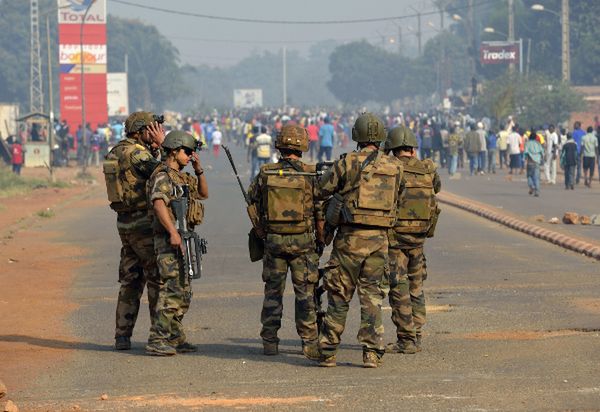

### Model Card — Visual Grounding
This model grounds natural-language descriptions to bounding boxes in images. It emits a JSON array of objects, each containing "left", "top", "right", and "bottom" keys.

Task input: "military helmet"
[
  {"left": 275, "top": 125, "right": 309, "bottom": 152},
  {"left": 125, "top": 111, "right": 155, "bottom": 134},
  {"left": 162, "top": 130, "right": 197, "bottom": 151},
  {"left": 385, "top": 126, "right": 418, "bottom": 151},
  {"left": 352, "top": 113, "right": 386, "bottom": 143}
]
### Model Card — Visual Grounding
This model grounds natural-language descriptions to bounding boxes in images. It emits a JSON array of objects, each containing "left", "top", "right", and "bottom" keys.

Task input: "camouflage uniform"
[
  {"left": 146, "top": 166, "right": 204, "bottom": 346},
  {"left": 248, "top": 159, "right": 322, "bottom": 350},
  {"left": 388, "top": 156, "right": 441, "bottom": 348},
  {"left": 105, "top": 138, "right": 161, "bottom": 341},
  {"left": 316, "top": 146, "right": 403, "bottom": 360}
]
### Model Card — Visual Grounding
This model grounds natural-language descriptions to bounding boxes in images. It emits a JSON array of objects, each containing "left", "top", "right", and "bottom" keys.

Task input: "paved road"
[
  {"left": 441, "top": 165, "right": 600, "bottom": 242},
  {"left": 12, "top": 146, "right": 600, "bottom": 410}
]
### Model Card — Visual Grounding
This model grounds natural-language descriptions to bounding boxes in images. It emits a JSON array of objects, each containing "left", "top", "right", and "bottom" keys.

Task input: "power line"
[
  {"left": 110, "top": 0, "right": 494, "bottom": 25},
  {"left": 165, "top": 34, "right": 381, "bottom": 45}
]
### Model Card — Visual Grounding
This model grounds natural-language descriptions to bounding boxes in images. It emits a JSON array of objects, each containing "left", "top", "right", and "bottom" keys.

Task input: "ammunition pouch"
[
  {"left": 248, "top": 227, "right": 265, "bottom": 262},
  {"left": 324, "top": 193, "right": 345, "bottom": 227},
  {"left": 426, "top": 205, "right": 441, "bottom": 238},
  {"left": 102, "top": 159, "right": 122, "bottom": 204},
  {"left": 187, "top": 198, "right": 205, "bottom": 226}
]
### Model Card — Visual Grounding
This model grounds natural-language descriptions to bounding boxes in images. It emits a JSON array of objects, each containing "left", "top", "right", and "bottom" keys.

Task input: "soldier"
[
  {"left": 314, "top": 113, "right": 403, "bottom": 368},
  {"left": 103, "top": 112, "right": 165, "bottom": 350},
  {"left": 247, "top": 124, "right": 321, "bottom": 360},
  {"left": 384, "top": 126, "right": 441, "bottom": 354},
  {"left": 145, "top": 131, "right": 208, "bottom": 356}
]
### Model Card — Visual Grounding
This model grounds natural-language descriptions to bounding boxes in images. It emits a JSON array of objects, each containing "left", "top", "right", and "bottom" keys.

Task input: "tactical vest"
[
  {"left": 394, "top": 157, "right": 437, "bottom": 234},
  {"left": 161, "top": 166, "right": 205, "bottom": 227},
  {"left": 340, "top": 150, "right": 402, "bottom": 228},
  {"left": 260, "top": 161, "right": 315, "bottom": 235},
  {"left": 103, "top": 139, "right": 149, "bottom": 213}
]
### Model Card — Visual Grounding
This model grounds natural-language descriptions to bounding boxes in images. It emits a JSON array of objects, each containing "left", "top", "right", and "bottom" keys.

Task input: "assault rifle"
[
  {"left": 222, "top": 145, "right": 265, "bottom": 262},
  {"left": 171, "top": 185, "right": 207, "bottom": 280},
  {"left": 315, "top": 268, "right": 327, "bottom": 330}
]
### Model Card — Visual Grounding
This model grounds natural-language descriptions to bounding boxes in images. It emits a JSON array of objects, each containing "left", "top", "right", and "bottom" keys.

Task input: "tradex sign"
[{"left": 480, "top": 41, "right": 520, "bottom": 65}]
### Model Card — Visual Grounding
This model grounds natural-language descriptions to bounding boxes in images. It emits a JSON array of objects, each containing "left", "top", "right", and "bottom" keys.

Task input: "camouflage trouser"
[
  {"left": 319, "top": 227, "right": 388, "bottom": 357},
  {"left": 115, "top": 226, "right": 158, "bottom": 339},
  {"left": 147, "top": 235, "right": 192, "bottom": 346},
  {"left": 260, "top": 233, "right": 319, "bottom": 345},
  {"left": 387, "top": 247, "right": 417, "bottom": 343},
  {"left": 396, "top": 247, "right": 427, "bottom": 337}
]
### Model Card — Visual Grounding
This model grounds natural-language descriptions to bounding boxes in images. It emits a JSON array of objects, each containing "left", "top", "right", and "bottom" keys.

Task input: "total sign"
[
  {"left": 58, "top": 0, "right": 106, "bottom": 24},
  {"left": 480, "top": 42, "right": 520, "bottom": 65}
]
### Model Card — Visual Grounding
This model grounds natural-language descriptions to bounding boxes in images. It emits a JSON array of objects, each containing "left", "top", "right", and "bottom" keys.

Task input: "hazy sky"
[{"left": 107, "top": 0, "right": 444, "bottom": 67}]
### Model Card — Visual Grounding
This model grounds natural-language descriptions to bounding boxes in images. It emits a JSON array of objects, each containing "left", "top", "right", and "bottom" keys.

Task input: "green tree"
[{"left": 476, "top": 72, "right": 586, "bottom": 127}]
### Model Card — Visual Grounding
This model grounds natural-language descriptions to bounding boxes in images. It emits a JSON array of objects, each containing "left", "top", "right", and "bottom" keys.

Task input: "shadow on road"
[{"left": 0, "top": 334, "right": 112, "bottom": 352}]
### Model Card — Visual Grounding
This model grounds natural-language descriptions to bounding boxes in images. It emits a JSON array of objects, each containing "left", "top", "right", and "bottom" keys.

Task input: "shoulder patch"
[{"left": 135, "top": 144, "right": 147, "bottom": 151}]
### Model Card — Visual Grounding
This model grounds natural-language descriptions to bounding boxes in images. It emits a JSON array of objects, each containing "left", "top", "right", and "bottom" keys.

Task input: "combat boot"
[
  {"left": 302, "top": 343, "right": 320, "bottom": 361},
  {"left": 263, "top": 341, "right": 279, "bottom": 356},
  {"left": 362, "top": 351, "right": 383, "bottom": 368},
  {"left": 416, "top": 334, "right": 423, "bottom": 352},
  {"left": 385, "top": 340, "right": 418, "bottom": 354},
  {"left": 318, "top": 354, "right": 336, "bottom": 367},
  {"left": 145, "top": 342, "right": 176, "bottom": 356},
  {"left": 175, "top": 342, "right": 197, "bottom": 353},
  {"left": 114, "top": 336, "right": 131, "bottom": 350}
]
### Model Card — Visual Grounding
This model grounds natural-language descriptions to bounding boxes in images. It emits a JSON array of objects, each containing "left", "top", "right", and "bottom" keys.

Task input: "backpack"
[{"left": 394, "top": 158, "right": 437, "bottom": 234}]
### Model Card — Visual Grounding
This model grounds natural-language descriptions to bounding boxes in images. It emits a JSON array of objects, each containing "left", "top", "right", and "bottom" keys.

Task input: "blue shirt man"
[
  {"left": 572, "top": 123, "right": 585, "bottom": 154},
  {"left": 318, "top": 117, "right": 335, "bottom": 161}
]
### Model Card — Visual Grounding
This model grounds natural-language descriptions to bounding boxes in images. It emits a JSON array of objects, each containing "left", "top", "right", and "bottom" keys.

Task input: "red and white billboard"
[
  {"left": 480, "top": 41, "right": 520, "bottom": 65},
  {"left": 58, "top": 0, "right": 107, "bottom": 131}
]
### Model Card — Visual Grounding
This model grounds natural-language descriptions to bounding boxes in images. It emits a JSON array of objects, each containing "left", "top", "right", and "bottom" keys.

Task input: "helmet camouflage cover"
[
  {"left": 352, "top": 112, "right": 386, "bottom": 143},
  {"left": 275, "top": 125, "right": 309, "bottom": 152},
  {"left": 385, "top": 125, "right": 418, "bottom": 150},
  {"left": 162, "top": 130, "right": 197, "bottom": 151},
  {"left": 125, "top": 111, "right": 155, "bottom": 134}
]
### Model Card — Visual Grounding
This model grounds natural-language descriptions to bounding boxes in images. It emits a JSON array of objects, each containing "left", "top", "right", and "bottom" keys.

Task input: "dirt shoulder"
[{"left": 0, "top": 167, "right": 104, "bottom": 395}]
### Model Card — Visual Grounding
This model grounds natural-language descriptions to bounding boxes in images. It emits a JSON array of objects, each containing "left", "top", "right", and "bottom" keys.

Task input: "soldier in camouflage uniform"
[
  {"left": 248, "top": 125, "right": 322, "bottom": 360},
  {"left": 384, "top": 126, "right": 441, "bottom": 353},
  {"left": 103, "top": 112, "right": 165, "bottom": 350},
  {"left": 314, "top": 113, "right": 403, "bottom": 368},
  {"left": 146, "top": 131, "right": 208, "bottom": 356}
]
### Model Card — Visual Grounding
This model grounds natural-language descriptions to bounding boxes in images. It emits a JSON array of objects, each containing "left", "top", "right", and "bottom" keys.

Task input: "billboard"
[
  {"left": 58, "top": 0, "right": 107, "bottom": 131},
  {"left": 480, "top": 41, "right": 520, "bottom": 65},
  {"left": 107, "top": 73, "right": 129, "bottom": 117},
  {"left": 234, "top": 89, "right": 263, "bottom": 109}
]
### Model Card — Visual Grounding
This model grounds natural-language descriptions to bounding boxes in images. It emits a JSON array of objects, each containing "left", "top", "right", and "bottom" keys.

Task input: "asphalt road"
[{"left": 13, "top": 146, "right": 600, "bottom": 411}]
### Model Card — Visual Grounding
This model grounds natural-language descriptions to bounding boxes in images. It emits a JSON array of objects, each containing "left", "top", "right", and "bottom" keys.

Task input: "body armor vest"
[{"left": 394, "top": 157, "right": 437, "bottom": 234}]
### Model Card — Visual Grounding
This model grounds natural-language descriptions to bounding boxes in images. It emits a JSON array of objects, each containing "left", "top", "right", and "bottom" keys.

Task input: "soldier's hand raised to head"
[{"left": 147, "top": 121, "right": 165, "bottom": 146}]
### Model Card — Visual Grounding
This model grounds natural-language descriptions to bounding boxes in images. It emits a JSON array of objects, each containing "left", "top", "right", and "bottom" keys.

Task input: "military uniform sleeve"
[
  {"left": 433, "top": 170, "right": 441, "bottom": 194},
  {"left": 130, "top": 146, "right": 161, "bottom": 178},
  {"left": 148, "top": 171, "right": 172, "bottom": 206},
  {"left": 248, "top": 174, "right": 262, "bottom": 205},
  {"left": 315, "top": 158, "right": 345, "bottom": 200}
]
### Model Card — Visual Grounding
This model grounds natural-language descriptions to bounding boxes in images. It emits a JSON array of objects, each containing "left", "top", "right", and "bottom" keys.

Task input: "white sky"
[{"left": 107, "top": 0, "right": 444, "bottom": 66}]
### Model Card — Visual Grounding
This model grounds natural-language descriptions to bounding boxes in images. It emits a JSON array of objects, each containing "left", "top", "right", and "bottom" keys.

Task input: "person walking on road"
[
  {"left": 572, "top": 121, "right": 585, "bottom": 185},
  {"left": 581, "top": 126, "right": 598, "bottom": 188},
  {"left": 486, "top": 128, "right": 497, "bottom": 174},
  {"left": 384, "top": 126, "right": 440, "bottom": 354},
  {"left": 544, "top": 125, "right": 559, "bottom": 184},
  {"left": 463, "top": 124, "right": 481, "bottom": 176},
  {"left": 561, "top": 133, "right": 578, "bottom": 190},
  {"left": 103, "top": 112, "right": 165, "bottom": 351},
  {"left": 10, "top": 137, "right": 24, "bottom": 175},
  {"left": 524, "top": 130, "right": 544, "bottom": 197},
  {"left": 507, "top": 127, "right": 521, "bottom": 175},
  {"left": 318, "top": 116, "right": 335, "bottom": 162},
  {"left": 247, "top": 125, "right": 321, "bottom": 361},
  {"left": 146, "top": 131, "right": 208, "bottom": 356},
  {"left": 314, "top": 113, "right": 403, "bottom": 368}
]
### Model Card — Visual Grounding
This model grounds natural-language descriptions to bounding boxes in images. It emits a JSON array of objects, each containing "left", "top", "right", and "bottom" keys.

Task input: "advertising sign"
[
  {"left": 233, "top": 89, "right": 263, "bottom": 109},
  {"left": 58, "top": 0, "right": 107, "bottom": 131},
  {"left": 107, "top": 73, "right": 130, "bottom": 117},
  {"left": 480, "top": 41, "right": 520, "bottom": 65}
]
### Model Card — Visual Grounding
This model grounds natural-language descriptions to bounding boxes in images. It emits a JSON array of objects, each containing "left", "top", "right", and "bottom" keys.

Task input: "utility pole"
[
  {"left": 562, "top": 0, "right": 570, "bottom": 82},
  {"left": 416, "top": 11, "right": 422, "bottom": 56},
  {"left": 397, "top": 26, "right": 403, "bottom": 55},
  {"left": 30, "top": 0, "right": 44, "bottom": 114},
  {"left": 282, "top": 46, "right": 287, "bottom": 110},
  {"left": 46, "top": 15, "right": 55, "bottom": 182},
  {"left": 508, "top": 0, "right": 515, "bottom": 73}
]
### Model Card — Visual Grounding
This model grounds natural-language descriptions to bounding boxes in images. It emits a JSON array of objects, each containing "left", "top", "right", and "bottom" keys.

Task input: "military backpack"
[{"left": 394, "top": 157, "right": 437, "bottom": 234}]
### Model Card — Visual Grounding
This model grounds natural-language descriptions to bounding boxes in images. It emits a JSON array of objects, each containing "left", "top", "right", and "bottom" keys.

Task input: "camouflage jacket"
[
  {"left": 316, "top": 146, "right": 403, "bottom": 229},
  {"left": 147, "top": 165, "right": 203, "bottom": 236},
  {"left": 248, "top": 158, "right": 323, "bottom": 235},
  {"left": 390, "top": 156, "right": 441, "bottom": 248}
]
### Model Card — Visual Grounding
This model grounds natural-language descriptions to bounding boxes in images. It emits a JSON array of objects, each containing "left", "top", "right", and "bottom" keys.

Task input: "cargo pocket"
[
  {"left": 157, "top": 253, "right": 179, "bottom": 280},
  {"left": 323, "top": 262, "right": 353, "bottom": 302}
]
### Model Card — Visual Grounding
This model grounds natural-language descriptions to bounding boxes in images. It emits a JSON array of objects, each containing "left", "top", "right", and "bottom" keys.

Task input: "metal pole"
[
  {"left": 80, "top": 0, "right": 94, "bottom": 173},
  {"left": 397, "top": 26, "right": 403, "bottom": 55},
  {"left": 526, "top": 38, "right": 532, "bottom": 77},
  {"left": 508, "top": 0, "right": 515, "bottom": 73},
  {"left": 46, "top": 15, "right": 55, "bottom": 181},
  {"left": 519, "top": 38, "right": 523, "bottom": 74},
  {"left": 282, "top": 46, "right": 287, "bottom": 110},
  {"left": 417, "top": 12, "right": 422, "bottom": 56},
  {"left": 562, "top": 0, "right": 570, "bottom": 82}
]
